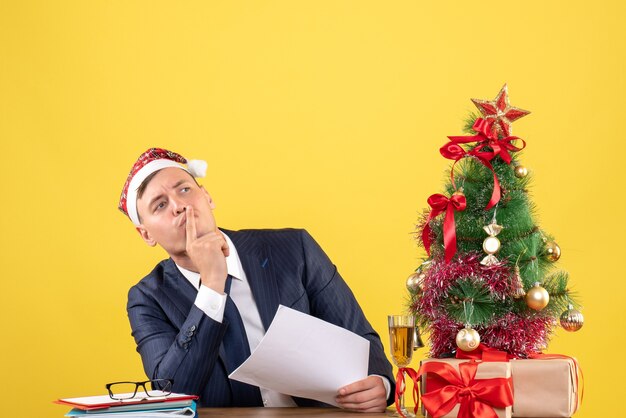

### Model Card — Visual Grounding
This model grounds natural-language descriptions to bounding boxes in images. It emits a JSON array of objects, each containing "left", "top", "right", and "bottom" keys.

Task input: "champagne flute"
[{"left": 388, "top": 315, "right": 415, "bottom": 417}]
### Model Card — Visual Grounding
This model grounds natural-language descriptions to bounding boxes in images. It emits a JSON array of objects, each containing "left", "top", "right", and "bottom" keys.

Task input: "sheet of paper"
[{"left": 229, "top": 305, "right": 370, "bottom": 406}]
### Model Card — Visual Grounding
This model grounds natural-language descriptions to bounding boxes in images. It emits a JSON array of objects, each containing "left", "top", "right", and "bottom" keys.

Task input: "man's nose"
[{"left": 171, "top": 197, "right": 187, "bottom": 214}]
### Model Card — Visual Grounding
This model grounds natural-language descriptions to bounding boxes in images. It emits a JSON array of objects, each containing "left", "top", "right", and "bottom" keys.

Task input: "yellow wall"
[{"left": 1, "top": 1, "right": 623, "bottom": 416}]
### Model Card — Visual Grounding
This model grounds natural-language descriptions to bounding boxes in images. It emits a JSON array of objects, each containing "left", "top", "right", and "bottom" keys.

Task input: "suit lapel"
[
  {"left": 223, "top": 229, "right": 281, "bottom": 331},
  {"left": 161, "top": 259, "right": 198, "bottom": 324}
]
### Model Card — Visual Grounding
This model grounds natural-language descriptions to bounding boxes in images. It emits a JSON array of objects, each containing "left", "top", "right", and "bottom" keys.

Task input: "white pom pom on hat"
[{"left": 186, "top": 159, "right": 208, "bottom": 178}]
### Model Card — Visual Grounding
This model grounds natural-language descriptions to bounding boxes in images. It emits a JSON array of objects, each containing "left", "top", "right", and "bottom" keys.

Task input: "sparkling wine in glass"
[{"left": 388, "top": 315, "right": 415, "bottom": 417}]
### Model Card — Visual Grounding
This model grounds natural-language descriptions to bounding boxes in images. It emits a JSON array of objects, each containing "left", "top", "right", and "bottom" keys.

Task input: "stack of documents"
[{"left": 55, "top": 393, "right": 198, "bottom": 417}]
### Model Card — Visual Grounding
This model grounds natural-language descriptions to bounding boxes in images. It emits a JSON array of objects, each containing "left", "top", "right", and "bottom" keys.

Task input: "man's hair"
[{"left": 137, "top": 171, "right": 160, "bottom": 200}]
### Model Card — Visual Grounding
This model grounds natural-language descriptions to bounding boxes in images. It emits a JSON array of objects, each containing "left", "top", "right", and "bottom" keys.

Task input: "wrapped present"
[
  {"left": 419, "top": 358, "right": 513, "bottom": 418},
  {"left": 510, "top": 356, "right": 581, "bottom": 417},
  {"left": 454, "top": 344, "right": 582, "bottom": 417}
]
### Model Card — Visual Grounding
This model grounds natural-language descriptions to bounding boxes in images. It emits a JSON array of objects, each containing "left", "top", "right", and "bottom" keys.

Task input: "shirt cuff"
[
  {"left": 195, "top": 285, "right": 227, "bottom": 322},
  {"left": 370, "top": 375, "right": 391, "bottom": 401}
]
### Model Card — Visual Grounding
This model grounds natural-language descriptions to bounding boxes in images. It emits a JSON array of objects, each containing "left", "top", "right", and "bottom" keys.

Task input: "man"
[{"left": 119, "top": 148, "right": 395, "bottom": 411}]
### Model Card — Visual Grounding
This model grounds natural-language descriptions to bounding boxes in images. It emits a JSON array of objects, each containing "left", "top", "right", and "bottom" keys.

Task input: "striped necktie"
[{"left": 222, "top": 275, "right": 263, "bottom": 406}]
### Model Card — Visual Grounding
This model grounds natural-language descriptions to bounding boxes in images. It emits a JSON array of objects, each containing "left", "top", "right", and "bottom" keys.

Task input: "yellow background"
[{"left": 1, "top": 1, "right": 623, "bottom": 416}]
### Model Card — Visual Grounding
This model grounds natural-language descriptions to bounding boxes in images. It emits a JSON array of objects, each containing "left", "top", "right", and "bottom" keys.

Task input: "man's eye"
[
  {"left": 155, "top": 201, "right": 167, "bottom": 211},
  {"left": 181, "top": 187, "right": 190, "bottom": 193}
]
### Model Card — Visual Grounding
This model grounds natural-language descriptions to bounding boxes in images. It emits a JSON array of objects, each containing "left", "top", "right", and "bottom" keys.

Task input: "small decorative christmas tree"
[{"left": 408, "top": 85, "right": 584, "bottom": 358}]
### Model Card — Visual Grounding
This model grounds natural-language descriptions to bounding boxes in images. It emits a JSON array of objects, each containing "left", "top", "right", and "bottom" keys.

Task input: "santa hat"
[{"left": 118, "top": 148, "right": 207, "bottom": 225}]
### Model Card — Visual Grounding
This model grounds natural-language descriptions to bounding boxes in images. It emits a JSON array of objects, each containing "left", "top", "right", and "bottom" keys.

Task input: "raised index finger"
[{"left": 185, "top": 206, "right": 197, "bottom": 248}]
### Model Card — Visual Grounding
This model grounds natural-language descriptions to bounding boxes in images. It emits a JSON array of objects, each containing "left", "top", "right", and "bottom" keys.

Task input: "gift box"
[
  {"left": 510, "top": 357, "right": 580, "bottom": 417},
  {"left": 419, "top": 358, "right": 513, "bottom": 418}
]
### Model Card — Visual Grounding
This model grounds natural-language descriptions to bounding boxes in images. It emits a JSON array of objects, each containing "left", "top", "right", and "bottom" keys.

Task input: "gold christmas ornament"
[
  {"left": 453, "top": 189, "right": 465, "bottom": 199},
  {"left": 413, "top": 325, "right": 425, "bottom": 350},
  {"left": 406, "top": 272, "right": 425, "bottom": 292},
  {"left": 526, "top": 282, "right": 550, "bottom": 310},
  {"left": 544, "top": 241, "right": 561, "bottom": 262},
  {"left": 512, "top": 265, "right": 526, "bottom": 298},
  {"left": 560, "top": 305, "right": 584, "bottom": 332},
  {"left": 514, "top": 165, "right": 528, "bottom": 178},
  {"left": 480, "top": 221, "right": 503, "bottom": 266},
  {"left": 456, "top": 326, "right": 481, "bottom": 352}
]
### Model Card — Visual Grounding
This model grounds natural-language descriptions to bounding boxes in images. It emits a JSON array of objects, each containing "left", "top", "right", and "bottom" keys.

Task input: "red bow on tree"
[
  {"left": 417, "top": 360, "right": 514, "bottom": 418},
  {"left": 439, "top": 118, "right": 526, "bottom": 211},
  {"left": 446, "top": 118, "right": 526, "bottom": 164},
  {"left": 422, "top": 192, "right": 466, "bottom": 263},
  {"left": 439, "top": 140, "right": 501, "bottom": 210}
]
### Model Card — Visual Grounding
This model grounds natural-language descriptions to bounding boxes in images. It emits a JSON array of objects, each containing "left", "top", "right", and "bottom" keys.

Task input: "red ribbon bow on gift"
[
  {"left": 417, "top": 360, "right": 514, "bottom": 418},
  {"left": 422, "top": 192, "right": 466, "bottom": 263},
  {"left": 455, "top": 343, "right": 514, "bottom": 362}
]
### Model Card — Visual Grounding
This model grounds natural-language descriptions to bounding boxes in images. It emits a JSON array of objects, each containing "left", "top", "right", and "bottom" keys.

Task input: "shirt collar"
[{"left": 175, "top": 233, "right": 245, "bottom": 289}]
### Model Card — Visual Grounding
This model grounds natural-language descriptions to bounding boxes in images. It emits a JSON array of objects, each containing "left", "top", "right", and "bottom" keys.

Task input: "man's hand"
[
  {"left": 184, "top": 206, "right": 229, "bottom": 293},
  {"left": 336, "top": 375, "right": 388, "bottom": 413}
]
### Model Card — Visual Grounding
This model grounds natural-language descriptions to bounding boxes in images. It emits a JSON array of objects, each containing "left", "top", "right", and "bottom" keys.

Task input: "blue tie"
[{"left": 223, "top": 275, "right": 263, "bottom": 406}]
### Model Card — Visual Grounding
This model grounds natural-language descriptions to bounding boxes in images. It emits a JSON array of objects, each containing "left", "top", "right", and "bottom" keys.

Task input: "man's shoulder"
[
  {"left": 221, "top": 227, "right": 313, "bottom": 245},
  {"left": 221, "top": 228, "right": 320, "bottom": 260},
  {"left": 128, "top": 259, "right": 173, "bottom": 294}
]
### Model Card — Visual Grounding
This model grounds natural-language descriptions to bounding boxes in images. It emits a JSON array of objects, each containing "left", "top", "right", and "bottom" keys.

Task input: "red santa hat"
[{"left": 118, "top": 148, "right": 207, "bottom": 225}]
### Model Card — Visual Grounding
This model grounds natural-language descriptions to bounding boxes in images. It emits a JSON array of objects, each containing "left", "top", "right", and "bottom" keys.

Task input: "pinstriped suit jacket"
[{"left": 127, "top": 228, "right": 395, "bottom": 408}]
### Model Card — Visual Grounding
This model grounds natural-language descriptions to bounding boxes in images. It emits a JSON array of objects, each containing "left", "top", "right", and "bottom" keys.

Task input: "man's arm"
[
  {"left": 297, "top": 230, "right": 395, "bottom": 412},
  {"left": 127, "top": 284, "right": 227, "bottom": 397}
]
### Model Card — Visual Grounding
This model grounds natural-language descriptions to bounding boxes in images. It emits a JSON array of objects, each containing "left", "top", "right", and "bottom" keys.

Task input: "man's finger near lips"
[{"left": 185, "top": 207, "right": 198, "bottom": 245}]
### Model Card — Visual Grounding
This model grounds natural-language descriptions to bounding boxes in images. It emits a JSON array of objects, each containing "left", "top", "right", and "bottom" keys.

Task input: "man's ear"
[
  {"left": 136, "top": 225, "right": 157, "bottom": 247},
  {"left": 201, "top": 186, "right": 216, "bottom": 209}
]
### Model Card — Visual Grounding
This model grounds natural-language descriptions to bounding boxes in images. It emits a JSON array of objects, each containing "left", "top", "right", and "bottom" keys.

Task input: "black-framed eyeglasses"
[{"left": 106, "top": 379, "right": 173, "bottom": 400}]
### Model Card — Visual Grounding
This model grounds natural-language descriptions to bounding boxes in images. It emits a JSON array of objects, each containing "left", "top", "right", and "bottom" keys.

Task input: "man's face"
[{"left": 135, "top": 167, "right": 216, "bottom": 256}]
